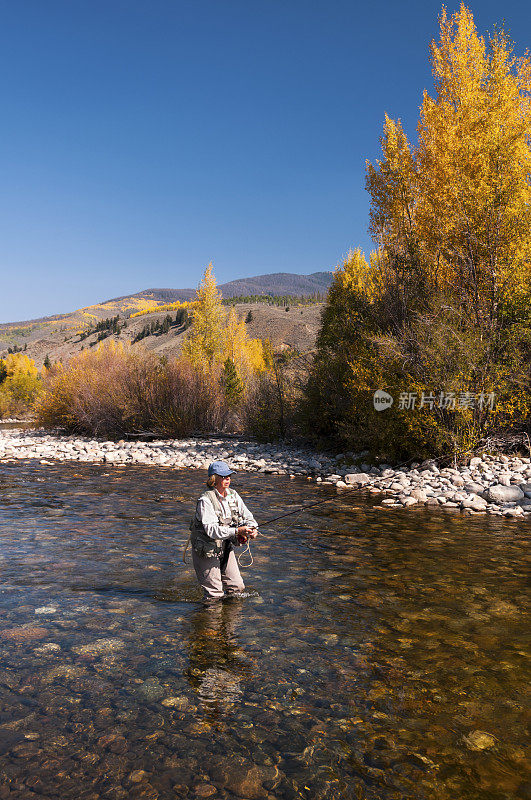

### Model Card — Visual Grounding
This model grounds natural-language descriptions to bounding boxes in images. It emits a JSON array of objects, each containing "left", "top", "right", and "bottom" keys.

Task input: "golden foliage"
[
  {"left": 366, "top": 3, "right": 531, "bottom": 326},
  {"left": 181, "top": 263, "right": 265, "bottom": 382},
  {"left": 417, "top": 5, "right": 531, "bottom": 320},
  {"left": 0, "top": 353, "right": 42, "bottom": 417},
  {"left": 305, "top": 4, "right": 531, "bottom": 458},
  {"left": 130, "top": 300, "right": 193, "bottom": 318}
]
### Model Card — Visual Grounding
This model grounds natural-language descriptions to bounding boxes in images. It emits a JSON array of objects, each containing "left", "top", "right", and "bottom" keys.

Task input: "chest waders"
[{"left": 185, "top": 489, "right": 241, "bottom": 567}]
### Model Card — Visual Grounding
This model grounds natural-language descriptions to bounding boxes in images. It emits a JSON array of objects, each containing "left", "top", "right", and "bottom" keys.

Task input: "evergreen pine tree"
[{"left": 222, "top": 357, "right": 244, "bottom": 407}]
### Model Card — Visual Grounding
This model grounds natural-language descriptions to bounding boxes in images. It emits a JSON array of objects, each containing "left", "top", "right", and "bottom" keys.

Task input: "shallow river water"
[{"left": 0, "top": 461, "right": 528, "bottom": 800}]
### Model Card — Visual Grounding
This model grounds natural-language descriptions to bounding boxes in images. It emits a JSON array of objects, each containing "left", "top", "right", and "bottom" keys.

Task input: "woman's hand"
[{"left": 236, "top": 525, "right": 258, "bottom": 543}]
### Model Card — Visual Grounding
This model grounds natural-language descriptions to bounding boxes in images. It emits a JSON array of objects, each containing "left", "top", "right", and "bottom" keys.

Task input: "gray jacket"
[{"left": 190, "top": 487, "right": 257, "bottom": 558}]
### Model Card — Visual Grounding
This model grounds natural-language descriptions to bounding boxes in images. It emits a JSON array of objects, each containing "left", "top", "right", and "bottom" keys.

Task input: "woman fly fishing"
[{"left": 189, "top": 461, "right": 258, "bottom": 603}]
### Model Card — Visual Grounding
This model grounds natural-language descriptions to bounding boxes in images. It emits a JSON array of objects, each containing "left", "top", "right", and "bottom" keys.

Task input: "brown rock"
[
  {"left": 194, "top": 784, "right": 217, "bottom": 798},
  {"left": 0, "top": 626, "right": 48, "bottom": 642},
  {"left": 210, "top": 758, "right": 278, "bottom": 800},
  {"left": 129, "top": 770, "right": 149, "bottom": 783}
]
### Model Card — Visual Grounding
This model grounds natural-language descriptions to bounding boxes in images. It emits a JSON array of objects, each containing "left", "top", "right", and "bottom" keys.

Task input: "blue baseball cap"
[{"left": 208, "top": 460, "right": 236, "bottom": 477}]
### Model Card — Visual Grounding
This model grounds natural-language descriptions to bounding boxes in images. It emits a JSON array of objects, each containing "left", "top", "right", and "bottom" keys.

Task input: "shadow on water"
[
  {"left": 70, "top": 583, "right": 203, "bottom": 606},
  {"left": 0, "top": 459, "right": 528, "bottom": 799}
]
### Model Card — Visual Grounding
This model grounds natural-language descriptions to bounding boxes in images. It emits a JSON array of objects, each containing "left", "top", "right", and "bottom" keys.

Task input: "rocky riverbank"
[{"left": 1, "top": 428, "right": 530, "bottom": 518}]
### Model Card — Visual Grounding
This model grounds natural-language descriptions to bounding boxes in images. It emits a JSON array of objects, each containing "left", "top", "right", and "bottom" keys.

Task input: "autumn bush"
[
  {"left": 242, "top": 347, "right": 309, "bottom": 441},
  {"left": 35, "top": 266, "right": 272, "bottom": 438},
  {"left": 0, "top": 354, "right": 42, "bottom": 417},
  {"left": 35, "top": 342, "right": 228, "bottom": 437},
  {"left": 303, "top": 5, "right": 531, "bottom": 459}
]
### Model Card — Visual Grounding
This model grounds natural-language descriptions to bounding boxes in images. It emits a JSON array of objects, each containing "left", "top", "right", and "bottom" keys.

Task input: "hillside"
[{"left": 0, "top": 271, "right": 332, "bottom": 367}]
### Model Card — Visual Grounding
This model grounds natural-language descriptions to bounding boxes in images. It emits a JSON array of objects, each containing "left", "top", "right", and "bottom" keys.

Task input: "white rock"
[
  {"left": 464, "top": 482, "right": 485, "bottom": 495},
  {"left": 498, "top": 473, "right": 512, "bottom": 487},
  {"left": 461, "top": 496, "right": 487, "bottom": 511},
  {"left": 487, "top": 485, "right": 524, "bottom": 503},
  {"left": 344, "top": 473, "right": 371, "bottom": 486}
]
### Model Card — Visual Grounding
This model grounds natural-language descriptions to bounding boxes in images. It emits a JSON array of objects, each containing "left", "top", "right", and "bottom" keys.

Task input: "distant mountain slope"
[
  {"left": 0, "top": 271, "right": 333, "bottom": 363},
  {"left": 107, "top": 271, "right": 333, "bottom": 305}
]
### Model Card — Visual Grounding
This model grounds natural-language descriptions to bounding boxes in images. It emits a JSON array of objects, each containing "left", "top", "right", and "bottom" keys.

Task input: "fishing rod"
[
  {"left": 235, "top": 442, "right": 481, "bottom": 566},
  {"left": 254, "top": 441, "right": 480, "bottom": 530},
  {"left": 188, "top": 441, "right": 487, "bottom": 567}
]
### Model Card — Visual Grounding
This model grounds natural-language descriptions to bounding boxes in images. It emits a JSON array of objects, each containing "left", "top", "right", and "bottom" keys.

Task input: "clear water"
[{"left": 0, "top": 461, "right": 528, "bottom": 800}]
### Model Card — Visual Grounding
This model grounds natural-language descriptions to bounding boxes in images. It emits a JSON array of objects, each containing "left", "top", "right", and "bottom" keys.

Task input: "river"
[{"left": 0, "top": 461, "right": 528, "bottom": 799}]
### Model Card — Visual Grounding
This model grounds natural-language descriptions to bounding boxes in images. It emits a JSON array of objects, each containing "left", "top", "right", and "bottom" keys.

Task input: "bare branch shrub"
[{"left": 36, "top": 343, "right": 229, "bottom": 438}]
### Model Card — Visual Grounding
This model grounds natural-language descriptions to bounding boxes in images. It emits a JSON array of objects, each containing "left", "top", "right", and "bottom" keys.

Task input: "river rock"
[
  {"left": 463, "top": 730, "right": 496, "bottom": 750},
  {"left": 486, "top": 485, "right": 524, "bottom": 503},
  {"left": 345, "top": 473, "right": 371, "bottom": 486},
  {"left": 72, "top": 638, "right": 125, "bottom": 655},
  {"left": 129, "top": 770, "right": 149, "bottom": 783},
  {"left": 504, "top": 506, "right": 524, "bottom": 517},
  {"left": 0, "top": 626, "right": 48, "bottom": 642},
  {"left": 410, "top": 488, "right": 428, "bottom": 502},
  {"left": 499, "top": 472, "right": 515, "bottom": 486},
  {"left": 464, "top": 482, "right": 485, "bottom": 495},
  {"left": 461, "top": 495, "right": 487, "bottom": 511},
  {"left": 209, "top": 757, "right": 278, "bottom": 799},
  {"left": 138, "top": 677, "right": 165, "bottom": 702},
  {"left": 161, "top": 696, "right": 190, "bottom": 709},
  {"left": 34, "top": 606, "right": 57, "bottom": 615}
]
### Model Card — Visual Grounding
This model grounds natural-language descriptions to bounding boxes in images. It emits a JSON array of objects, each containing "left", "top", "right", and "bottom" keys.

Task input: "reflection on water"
[{"left": 0, "top": 460, "right": 528, "bottom": 799}]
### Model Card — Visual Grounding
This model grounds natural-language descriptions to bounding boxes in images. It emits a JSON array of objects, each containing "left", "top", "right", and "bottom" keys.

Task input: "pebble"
[
  {"left": 0, "top": 428, "right": 529, "bottom": 518},
  {"left": 463, "top": 730, "right": 497, "bottom": 750},
  {"left": 129, "top": 770, "right": 150, "bottom": 783},
  {"left": 71, "top": 638, "right": 125, "bottom": 655}
]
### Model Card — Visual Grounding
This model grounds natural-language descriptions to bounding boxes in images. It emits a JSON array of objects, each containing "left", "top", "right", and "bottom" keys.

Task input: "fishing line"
[
  {"left": 254, "top": 441, "right": 481, "bottom": 530},
  {"left": 198, "top": 441, "right": 481, "bottom": 568}
]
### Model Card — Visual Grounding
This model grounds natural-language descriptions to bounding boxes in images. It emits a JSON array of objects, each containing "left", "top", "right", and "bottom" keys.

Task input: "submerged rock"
[
  {"left": 72, "top": 638, "right": 125, "bottom": 656},
  {"left": 463, "top": 730, "right": 497, "bottom": 750},
  {"left": 0, "top": 626, "right": 48, "bottom": 642}
]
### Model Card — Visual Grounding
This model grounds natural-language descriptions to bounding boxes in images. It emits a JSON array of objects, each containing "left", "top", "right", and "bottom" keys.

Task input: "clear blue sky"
[{"left": 0, "top": 0, "right": 528, "bottom": 323}]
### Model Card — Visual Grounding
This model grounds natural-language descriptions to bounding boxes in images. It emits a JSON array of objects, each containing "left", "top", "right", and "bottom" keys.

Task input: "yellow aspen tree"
[
  {"left": 1, "top": 353, "right": 42, "bottom": 408},
  {"left": 180, "top": 263, "right": 226, "bottom": 369},
  {"left": 223, "top": 306, "right": 265, "bottom": 380},
  {"left": 366, "top": 115, "right": 418, "bottom": 259},
  {"left": 366, "top": 115, "right": 430, "bottom": 319},
  {"left": 416, "top": 4, "right": 531, "bottom": 327},
  {"left": 181, "top": 264, "right": 265, "bottom": 387}
]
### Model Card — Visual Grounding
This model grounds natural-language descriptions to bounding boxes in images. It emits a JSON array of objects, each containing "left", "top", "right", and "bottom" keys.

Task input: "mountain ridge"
[
  {"left": 0, "top": 270, "right": 333, "bottom": 365},
  {"left": 1, "top": 271, "right": 333, "bottom": 330}
]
